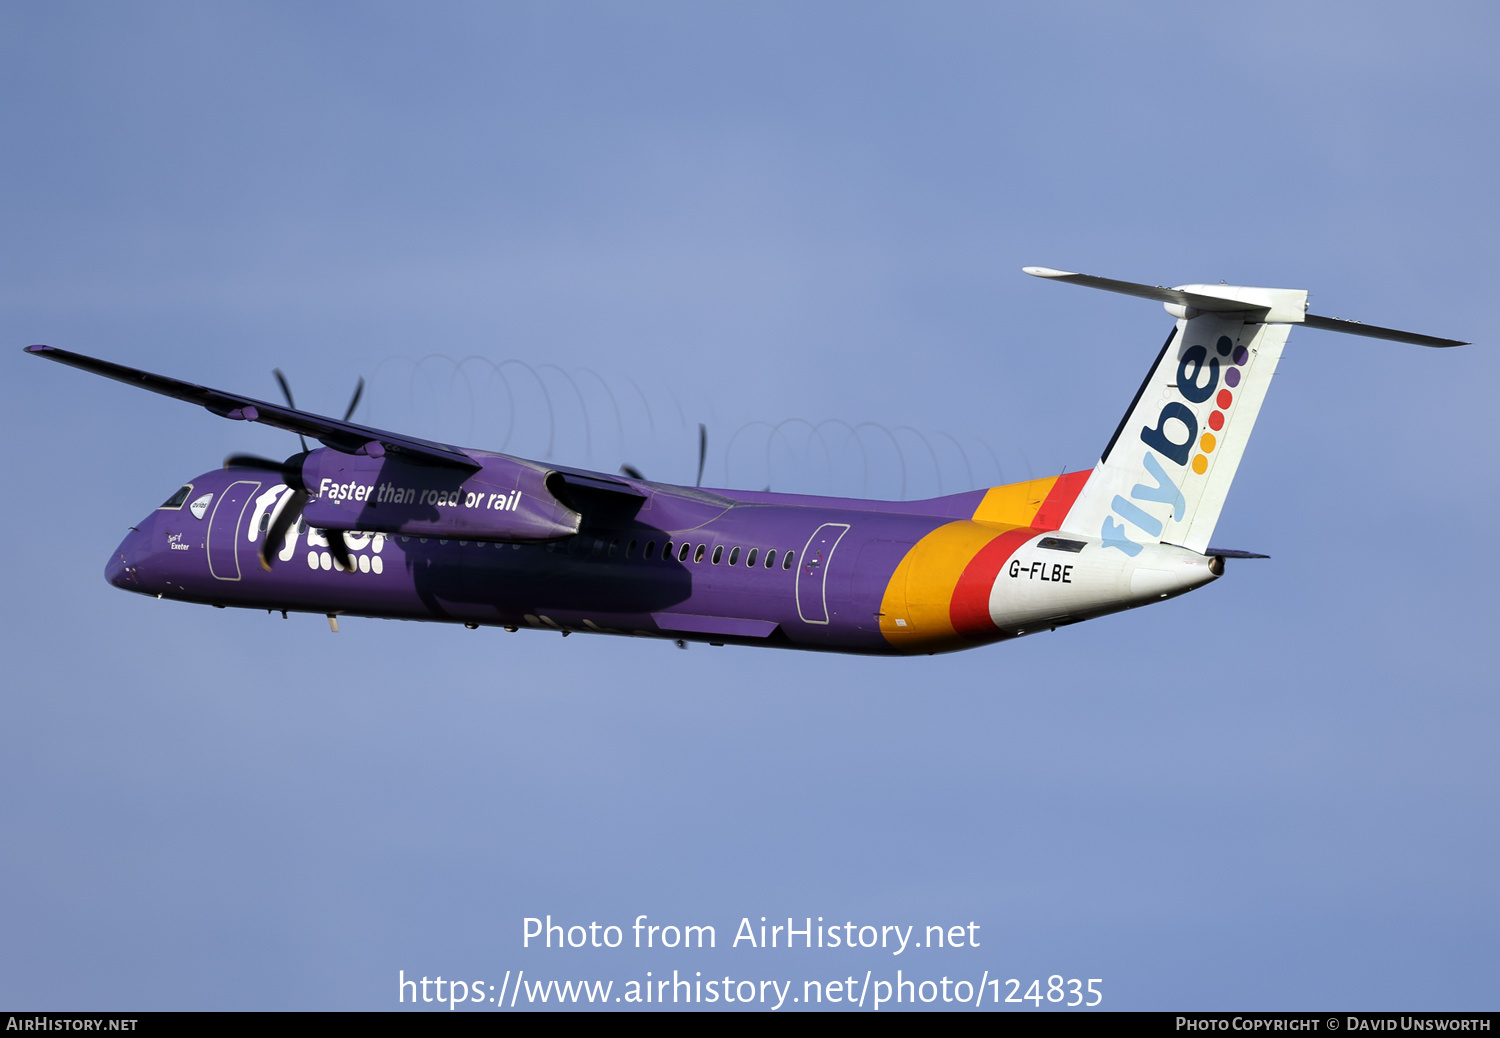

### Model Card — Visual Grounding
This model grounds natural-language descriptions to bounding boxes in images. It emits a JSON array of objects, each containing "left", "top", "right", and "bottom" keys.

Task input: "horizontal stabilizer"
[
  {"left": 1300, "top": 314, "right": 1466, "bottom": 348},
  {"left": 1023, "top": 266, "right": 1305, "bottom": 321},
  {"left": 1205, "top": 548, "right": 1270, "bottom": 559},
  {"left": 1023, "top": 267, "right": 1468, "bottom": 347},
  {"left": 25, "top": 345, "right": 480, "bottom": 470}
]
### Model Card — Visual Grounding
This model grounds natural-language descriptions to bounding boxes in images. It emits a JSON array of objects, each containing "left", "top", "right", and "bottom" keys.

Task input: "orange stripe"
[
  {"left": 879, "top": 520, "right": 1021, "bottom": 653},
  {"left": 971, "top": 476, "right": 1058, "bottom": 526},
  {"left": 882, "top": 470, "right": 1094, "bottom": 652}
]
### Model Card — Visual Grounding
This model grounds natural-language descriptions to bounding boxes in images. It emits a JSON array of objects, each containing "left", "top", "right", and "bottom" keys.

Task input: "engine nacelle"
[{"left": 297, "top": 449, "right": 597, "bottom": 542}]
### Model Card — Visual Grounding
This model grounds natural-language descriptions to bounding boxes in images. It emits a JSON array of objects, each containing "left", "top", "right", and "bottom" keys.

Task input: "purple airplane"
[{"left": 28, "top": 268, "right": 1466, "bottom": 655}]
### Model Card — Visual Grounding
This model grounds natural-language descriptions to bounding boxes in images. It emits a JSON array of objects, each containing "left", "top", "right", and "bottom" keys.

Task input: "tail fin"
[{"left": 1024, "top": 267, "right": 1468, "bottom": 555}]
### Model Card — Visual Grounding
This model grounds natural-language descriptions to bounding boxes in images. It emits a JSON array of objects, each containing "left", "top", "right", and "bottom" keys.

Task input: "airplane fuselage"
[
  {"left": 106, "top": 464, "right": 1219, "bottom": 655},
  {"left": 48, "top": 266, "right": 1456, "bottom": 656}
]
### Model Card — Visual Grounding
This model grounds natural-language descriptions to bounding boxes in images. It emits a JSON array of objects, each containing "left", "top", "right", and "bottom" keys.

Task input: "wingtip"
[
  {"left": 24, "top": 344, "right": 50, "bottom": 354},
  {"left": 1022, "top": 266, "right": 1076, "bottom": 279}
]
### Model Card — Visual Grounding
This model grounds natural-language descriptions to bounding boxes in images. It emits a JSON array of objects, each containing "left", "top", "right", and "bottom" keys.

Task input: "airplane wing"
[{"left": 25, "top": 344, "right": 479, "bottom": 470}]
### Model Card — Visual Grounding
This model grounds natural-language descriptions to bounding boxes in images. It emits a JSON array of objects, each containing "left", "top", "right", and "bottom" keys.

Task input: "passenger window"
[
  {"left": 694, "top": 543, "right": 706, "bottom": 563},
  {"left": 592, "top": 538, "right": 604, "bottom": 556},
  {"left": 746, "top": 548, "right": 758, "bottom": 567},
  {"left": 259, "top": 512, "right": 270, "bottom": 532},
  {"left": 728, "top": 547, "right": 740, "bottom": 566},
  {"left": 663, "top": 540, "right": 674, "bottom": 560},
  {"left": 783, "top": 550, "right": 795, "bottom": 569},
  {"left": 710, "top": 545, "right": 722, "bottom": 564},
  {"left": 764, "top": 549, "right": 776, "bottom": 569},
  {"left": 626, "top": 539, "right": 637, "bottom": 559},
  {"left": 159, "top": 485, "right": 192, "bottom": 509},
  {"left": 645, "top": 540, "right": 656, "bottom": 559},
  {"left": 677, "top": 542, "right": 690, "bottom": 562}
]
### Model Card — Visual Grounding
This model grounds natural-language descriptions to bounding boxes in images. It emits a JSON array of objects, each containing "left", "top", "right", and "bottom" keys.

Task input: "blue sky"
[{"left": 2, "top": 1, "right": 1496, "bottom": 1010}]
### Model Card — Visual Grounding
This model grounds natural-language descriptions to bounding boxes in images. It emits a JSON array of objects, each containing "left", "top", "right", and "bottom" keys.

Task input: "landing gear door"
[
  {"left": 207, "top": 480, "right": 261, "bottom": 581},
  {"left": 796, "top": 523, "right": 850, "bottom": 625}
]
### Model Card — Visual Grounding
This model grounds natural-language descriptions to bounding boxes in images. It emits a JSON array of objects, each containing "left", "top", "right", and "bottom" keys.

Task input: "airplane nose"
[{"left": 105, "top": 526, "right": 148, "bottom": 590}]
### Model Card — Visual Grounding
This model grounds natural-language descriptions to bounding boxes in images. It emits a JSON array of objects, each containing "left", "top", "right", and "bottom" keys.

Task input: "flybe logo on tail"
[{"left": 1102, "top": 335, "right": 1248, "bottom": 555}]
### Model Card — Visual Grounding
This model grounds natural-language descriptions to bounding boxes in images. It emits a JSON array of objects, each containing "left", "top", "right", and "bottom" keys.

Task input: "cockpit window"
[{"left": 159, "top": 484, "right": 193, "bottom": 509}]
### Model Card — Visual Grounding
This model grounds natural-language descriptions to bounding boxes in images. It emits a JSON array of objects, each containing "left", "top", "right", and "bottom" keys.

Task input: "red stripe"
[
  {"left": 1031, "top": 469, "right": 1090, "bottom": 530},
  {"left": 949, "top": 528, "right": 1036, "bottom": 639}
]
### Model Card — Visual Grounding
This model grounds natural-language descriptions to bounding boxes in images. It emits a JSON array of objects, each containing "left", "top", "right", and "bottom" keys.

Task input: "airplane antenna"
[{"left": 696, "top": 423, "right": 707, "bottom": 487}]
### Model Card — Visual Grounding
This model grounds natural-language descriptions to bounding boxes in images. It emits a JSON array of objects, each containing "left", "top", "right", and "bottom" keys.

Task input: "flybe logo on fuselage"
[
  {"left": 249, "top": 484, "right": 391, "bottom": 574},
  {"left": 1101, "top": 334, "right": 1248, "bottom": 556}
]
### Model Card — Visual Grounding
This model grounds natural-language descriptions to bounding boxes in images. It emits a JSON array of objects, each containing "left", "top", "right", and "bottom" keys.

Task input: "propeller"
[
  {"left": 617, "top": 422, "right": 707, "bottom": 485},
  {"left": 343, "top": 376, "right": 364, "bottom": 422},
  {"left": 271, "top": 369, "right": 309, "bottom": 453},
  {"left": 223, "top": 452, "right": 318, "bottom": 571},
  {"left": 222, "top": 450, "right": 353, "bottom": 574},
  {"left": 324, "top": 526, "right": 354, "bottom": 573},
  {"left": 272, "top": 369, "right": 365, "bottom": 440},
  {"left": 262, "top": 488, "right": 311, "bottom": 571},
  {"left": 224, "top": 453, "right": 299, "bottom": 476},
  {"left": 223, "top": 367, "right": 367, "bottom": 574}
]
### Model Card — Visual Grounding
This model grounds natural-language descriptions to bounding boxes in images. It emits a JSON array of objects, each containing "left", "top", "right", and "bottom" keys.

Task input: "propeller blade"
[
  {"left": 343, "top": 377, "right": 365, "bottom": 422},
  {"left": 696, "top": 423, "right": 707, "bottom": 487},
  {"left": 619, "top": 464, "right": 646, "bottom": 480},
  {"left": 223, "top": 451, "right": 310, "bottom": 490},
  {"left": 272, "top": 368, "right": 310, "bottom": 453},
  {"left": 224, "top": 453, "right": 286, "bottom": 471},
  {"left": 259, "top": 489, "right": 309, "bottom": 571},
  {"left": 327, "top": 528, "right": 355, "bottom": 574},
  {"left": 272, "top": 368, "right": 296, "bottom": 409}
]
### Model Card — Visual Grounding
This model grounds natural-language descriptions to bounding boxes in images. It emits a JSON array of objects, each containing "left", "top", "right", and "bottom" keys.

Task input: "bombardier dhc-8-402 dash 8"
[{"left": 28, "top": 268, "right": 1470, "bottom": 655}]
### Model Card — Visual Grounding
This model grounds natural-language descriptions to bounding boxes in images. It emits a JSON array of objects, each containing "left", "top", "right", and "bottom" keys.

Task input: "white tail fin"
[
  {"left": 1024, "top": 267, "right": 1467, "bottom": 556},
  {"left": 1061, "top": 310, "right": 1291, "bottom": 554}
]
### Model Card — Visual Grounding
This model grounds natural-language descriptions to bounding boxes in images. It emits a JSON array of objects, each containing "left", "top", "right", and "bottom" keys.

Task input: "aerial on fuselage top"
[{"left": 26, "top": 268, "right": 1469, "bottom": 655}]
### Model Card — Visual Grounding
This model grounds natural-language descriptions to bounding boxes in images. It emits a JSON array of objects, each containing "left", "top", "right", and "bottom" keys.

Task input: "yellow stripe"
[
  {"left": 970, "top": 475, "right": 1060, "bottom": 527},
  {"left": 878, "top": 519, "right": 1024, "bottom": 654}
]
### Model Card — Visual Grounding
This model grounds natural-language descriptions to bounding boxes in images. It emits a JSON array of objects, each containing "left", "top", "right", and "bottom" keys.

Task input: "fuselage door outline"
[
  {"left": 207, "top": 480, "right": 262, "bottom": 582},
  {"left": 796, "top": 522, "right": 851, "bottom": 625}
]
